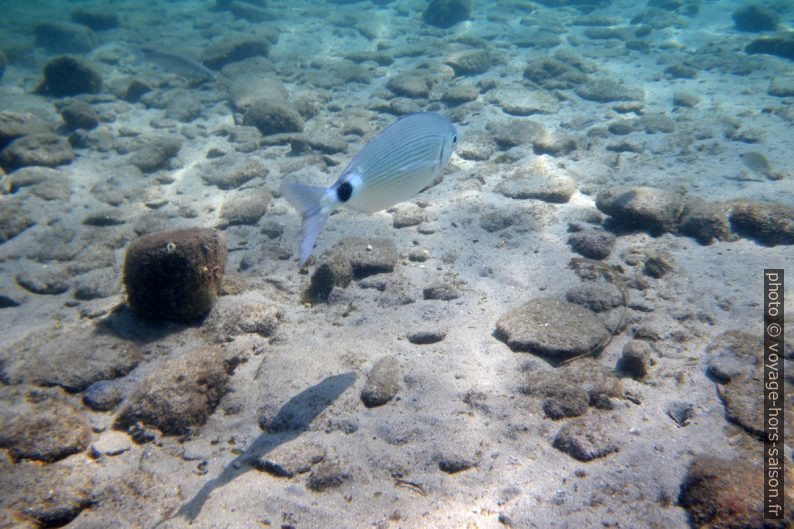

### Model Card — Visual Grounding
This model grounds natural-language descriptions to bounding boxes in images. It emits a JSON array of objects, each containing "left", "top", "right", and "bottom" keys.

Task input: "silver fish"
[
  {"left": 139, "top": 47, "right": 216, "bottom": 82},
  {"left": 281, "top": 112, "right": 457, "bottom": 265}
]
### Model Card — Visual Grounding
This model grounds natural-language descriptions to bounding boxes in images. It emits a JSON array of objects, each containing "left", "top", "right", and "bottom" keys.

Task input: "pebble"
[
  {"left": 218, "top": 189, "right": 271, "bottom": 227},
  {"left": 407, "top": 327, "right": 447, "bottom": 345},
  {"left": 423, "top": 277, "right": 464, "bottom": 301},
  {"left": 83, "top": 380, "right": 125, "bottom": 412},
  {"left": 360, "top": 357, "right": 401, "bottom": 408},
  {"left": 491, "top": 88, "right": 559, "bottom": 116},
  {"left": 90, "top": 431, "right": 131, "bottom": 458},
  {"left": 495, "top": 298, "right": 609, "bottom": 360},
  {"left": 616, "top": 340, "right": 651, "bottom": 379},
  {"left": 305, "top": 252, "right": 353, "bottom": 304},
  {"left": 336, "top": 237, "right": 398, "bottom": 278},
  {"left": 567, "top": 229, "right": 615, "bottom": 259},
  {"left": 596, "top": 186, "right": 685, "bottom": 235},
  {"left": 729, "top": 200, "right": 794, "bottom": 246},
  {"left": 123, "top": 228, "right": 226, "bottom": 321},
  {"left": 115, "top": 347, "right": 229, "bottom": 436},
  {"left": 0, "top": 133, "right": 75, "bottom": 170},
  {"left": 243, "top": 98, "right": 304, "bottom": 135},
  {"left": 552, "top": 414, "right": 620, "bottom": 462},
  {"left": 59, "top": 101, "right": 99, "bottom": 131},
  {"left": 38, "top": 55, "right": 102, "bottom": 97},
  {"left": 307, "top": 461, "right": 352, "bottom": 491}
]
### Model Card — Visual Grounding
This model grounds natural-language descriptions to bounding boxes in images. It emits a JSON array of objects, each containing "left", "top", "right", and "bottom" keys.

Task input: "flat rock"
[
  {"left": 567, "top": 229, "right": 616, "bottom": 259},
  {"left": 444, "top": 50, "right": 494, "bottom": 76},
  {"left": 218, "top": 189, "right": 271, "bottom": 227},
  {"left": 38, "top": 55, "right": 102, "bottom": 97},
  {"left": 386, "top": 74, "right": 432, "bottom": 98},
  {"left": 243, "top": 98, "right": 304, "bottom": 135},
  {"left": 596, "top": 186, "right": 685, "bottom": 235},
  {"left": 15, "top": 267, "right": 70, "bottom": 295},
  {"left": 496, "top": 160, "right": 576, "bottom": 203},
  {"left": 552, "top": 414, "right": 620, "bottom": 461},
  {"left": 202, "top": 155, "right": 267, "bottom": 189},
  {"left": 202, "top": 37, "right": 270, "bottom": 70},
  {"left": 565, "top": 282, "right": 624, "bottom": 312},
  {"left": 129, "top": 136, "right": 182, "bottom": 172},
  {"left": 745, "top": 34, "right": 794, "bottom": 61},
  {"left": 441, "top": 84, "right": 479, "bottom": 105},
  {"left": 706, "top": 330, "right": 761, "bottom": 383},
  {"left": 336, "top": 237, "right": 398, "bottom": 278},
  {"left": 0, "top": 133, "right": 75, "bottom": 170},
  {"left": 575, "top": 77, "right": 644, "bottom": 103},
  {"left": 486, "top": 119, "right": 546, "bottom": 149},
  {"left": 252, "top": 441, "right": 326, "bottom": 478},
  {"left": 677, "top": 199, "right": 734, "bottom": 244},
  {"left": 524, "top": 56, "right": 588, "bottom": 89},
  {"left": 496, "top": 298, "right": 609, "bottom": 360},
  {"left": 206, "top": 301, "right": 281, "bottom": 340},
  {"left": 0, "top": 324, "right": 144, "bottom": 392},
  {"left": 423, "top": 277, "right": 464, "bottom": 300},
  {"left": 0, "top": 199, "right": 35, "bottom": 242},
  {"left": 729, "top": 200, "right": 794, "bottom": 246},
  {"left": 115, "top": 347, "right": 229, "bottom": 436},
  {"left": 0, "top": 111, "right": 52, "bottom": 146},
  {"left": 34, "top": 21, "right": 97, "bottom": 53},
  {"left": 490, "top": 88, "right": 560, "bottom": 115},
  {"left": 0, "top": 386, "right": 90, "bottom": 462},
  {"left": 360, "top": 356, "right": 400, "bottom": 408}
]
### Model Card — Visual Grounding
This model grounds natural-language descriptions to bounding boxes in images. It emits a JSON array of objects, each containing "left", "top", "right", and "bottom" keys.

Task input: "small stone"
[
  {"left": 386, "top": 74, "right": 432, "bottom": 98},
  {"left": 336, "top": 237, "right": 397, "bottom": 278},
  {"left": 423, "top": 277, "right": 464, "bottom": 301},
  {"left": 129, "top": 136, "right": 182, "bottom": 173},
  {"left": 115, "top": 347, "right": 229, "bottom": 436},
  {"left": 423, "top": 0, "right": 472, "bottom": 28},
  {"left": 496, "top": 298, "right": 609, "bottom": 360},
  {"left": 441, "top": 84, "right": 479, "bottom": 105},
  {"left": 251, "top": 441, "right": 326, "bottom": 478},
  {"left": 552, "top": 415, "right": 619, "bottom": 462},
  {"left": 83, "top": 380, "right": 124, "bottom": 412},
  {"left": 407, "top": 327, "right": 447, "bottom": 345},
  {"left": 207, "top": 302, "right": 281, "bottom": 339},
  {"left": 486, "top": 119, "right": 546, "bottom": 150},
  {"left": 729, "top": 201, "right": 794, "bottom": 246},
  {"left": 391, "top": 204, "right": 426, "bottom": 228},
  {"left": 665, "top": 401, "right": 693, "bottom": 427},
  {"left": 307, "top": 462, "right": 352, "bottom": 491},
  {"left": 496, "top": 160, "right": 576, "bottom": 203},
  {"left": 38, "top": 56, "right": 102, "bottom": 97},
  {"left": 305, "top": 252, "right": 353, "bottom": 304},
  {"left": 491, "top": 88, "right": 559, "bottom": 115},
  {"left": 91, "top": 431, "right": 131, "bottom": 457},
  {"left": 243, "top": 99, "right": 304, "bottom": 135},
  {"left": 673, "top": 90, "right": 699, "bottom": 107},
  {"left": 437, "top": 453, "right": 475, "bottom": 474},
  {"left": 644, "top": 252, "right": 674, "bottom": 278},
  {"left": 124, "top": 79, "right": 152, "bottom": 102},
  {"left": 360, "top": 357, "right": 400, "bottom": 408},
  {"left": 15, "top": 267, "right": 70, "bottom": 295},
  {"left": 541, "top": 384, "right": 590, "bottom": 420},
  {"left": 59, "top": 101, "right": 98, "bottom": 130},
  {"left": 567, "top": 230, "right": 615, "bottom": 259},
  {"left": 219, "top": 190, "right": 271, "bottom": 227},
  {"left": 0, "top": 133, "right": 75, "bottom": 170},
  {"left": 123, "top": 228, "right": 226, "bottom": 321},
  {"left": 732, "top": 4, "right": 779, "bottom": 32},
  {"left": 617, "top": 340, "right": 650, "bottom": 379},
  {"left": 596, "top": 186, "right": 685, "bottom": 235}
]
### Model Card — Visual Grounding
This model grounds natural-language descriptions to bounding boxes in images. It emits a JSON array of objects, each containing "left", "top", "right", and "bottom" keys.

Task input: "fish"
[
  {"left": 138, "top": 47, "right": 216, "bottom": 82},
  {"left": 280, "top": 112, "right": 457, "bottom": 265}
]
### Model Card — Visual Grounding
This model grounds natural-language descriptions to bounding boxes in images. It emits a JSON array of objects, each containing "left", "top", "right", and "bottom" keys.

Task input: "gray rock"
[
  {"left": 391, "top": 204, "right": 426, "bottom": 228},
  {"left": 567, "top": 229, "right": 615, "bottom": 259},
  {"left": 745, "top": 34, "right": 794, "bottom": 61},
  {"left": 34, "top": 21, "right": 97, "bottom": 53},
  {"left": 336, "top": 237, "right": 398, "bottom": 278},
  {"left": 423, "top": 0, "right": 472, "bottom": 28},
  {"left": 524, "top": 57, "right": 588, "bottom": 90},
  {"left": 444, "top": 50, "right": 494, "bottom": 76},
  {"left": 479, "top": 207, "right": 519, "bottom": 232},
  {"left": 123, "top": 228, "right": 226, "bottom": 321},
  {"left": 219, "top": 189, "right": 271, "bottom": 227},
  {"left": 83, "top": 380, "right": 124, "bottom": 412},
  {"left": 15, "top": 267, "right": 70, "bottom": 295},
  {"left": 252, "top": 441, "right": 326, "bottom": 478},
  {"left": 677, "top": 199, "right": 734, "bottom": 244},
  {"left": 437, "top": 453, "right": 476, "bottom": 473},
  {"left": 0, "top": 325, "right": 143, "bottom": 392},
  {"left": 2, "top": 166, "right": 69, "bottom": 199},
  {"left": 0, "top": 386, "right": 90, "bottom": 462},
  {"left": 306, "top": 461, "right": 352, "bottom": 491},
  {"left": 491, "top": 88, "right": 559, "bottom": 115},
  {"left": 202, "top": 37, "right": 270, "bottom": 70},
  {"left": 38, "top": 55, "right": 102, "bottom": 97},
  {"left": 73, "top": 268, "right": 120, "bottom": 300},
  {"left": 565, "top": 283, "right": 624, "bottom": 312},
  {"left": 541, "top": 383, "right": 590, "bottom": 419},
  {"left": 575, "top": 78, "right": 644, "bottom": 103},
  {"left": 665, "top": 401, "right": 693, "bottom": 427},
  {"left": 441, "top": 84, "right": 479, "bottom": 105},
  {"left": 407, "top": 327, "right": 447, "bottom": 345},
  {"left": 128, "top": 136, "right": 182, "bottom": 172},
  {"left": 206, "top": 301, "right": 281, "bottom": 339},
  {"left": 423, "top": 277, "right": 464, "bottom": 300},
  {"left": 0, "top": 199, "right": 34, "bottom": 242},
  {"left": 706, "top": 330, "right": 761, "bottom": 383},
  {"left": 729, "top": 201, "right": 794, "bottom": 246},
  {"left": 387, "top": 74, "right": 432, "bottom": 98},
  {"left": 360, "top": 357, "right": 400, "bottom": 408},
  {"left": 457, "top": 132, "right": 493, "bottom": 160},
  {"left": 305, "top": 252, "right": 353, "bottom": 304},
  {"left": 228, "top": 70, "right": 287, "bottom": 112},
  {"left": 732, "top": 4, "right": 779, "bottom": 32},
  {"left": 486, "top": 119, "right": 546, "bottom": 150},
  {"left": 672, "top": 90, "right": 699, "bottom": 107},
  {"left": 496, "top": 165, "right": 576, "bottom": 203},
  {"left": 0, "top": 111, "right": 52, "bottom": 146},
  {"left": 552, "top": 414, "right": 619, "bottom": 461},
  {"left": 90, "top": 431, "right": 131, "bottom": 457},
  {"left": 0, "top": 133, "right": 75, "bottom": 170},
  {"left": 115, "top": 347, "right": 229, "bottom": 436},
  {"left": 70, "top": 8, "right": 119, "bottom": 30},
  {"left": 596, "top": 186, "right": 685, "bottom": 235},
  {"left": 532, "top": 132, "right": 577, "bottom": 156},
  {"left": 644, "top": 252, "right": 674, "bottom": 278},
  {"left": 229, "top": 1, "right": 269, "bottom": 22},
  {"left": 243, "top": 98, "right": 304, "bottom": 135},
  {"left": 496, "top": 298, "right": 609, "bottom": 360},
  {"left": 768, "top": 74, "right": 794, "bottom": 97},
  {"left": 617, "top": 340, "right": 651, "bottom": 379},
  {"left": 59, "top": 101, "right": 98, "bottom": 130},
  {"left": 202, "top": 156, "right": 267, "bottom": 190},
  {"left": 124, "top": 79, "right": 152, "bottom": 102}
]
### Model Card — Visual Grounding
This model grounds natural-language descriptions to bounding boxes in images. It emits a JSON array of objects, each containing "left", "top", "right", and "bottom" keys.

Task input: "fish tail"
[{"left": 280, "top": 182, "right": 330, "bottom": 266}]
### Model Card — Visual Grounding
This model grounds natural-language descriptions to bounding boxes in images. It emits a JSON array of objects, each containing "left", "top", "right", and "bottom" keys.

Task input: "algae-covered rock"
[{"left": 123, "top": 228, "right": 226, "bottom": 321}]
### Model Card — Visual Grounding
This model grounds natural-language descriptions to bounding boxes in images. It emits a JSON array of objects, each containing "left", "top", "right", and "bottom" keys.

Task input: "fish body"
[
  {"left": 139, "top": 47, "right": 216, "bottom": 82},
  {"left": 281, "top": 112, "right": 457, "bottom": 265}
]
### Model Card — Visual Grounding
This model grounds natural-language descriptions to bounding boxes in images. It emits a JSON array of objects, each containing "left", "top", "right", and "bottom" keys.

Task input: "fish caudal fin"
[{"left": 280, "top": 182, "right": 330, "bottom": 266}]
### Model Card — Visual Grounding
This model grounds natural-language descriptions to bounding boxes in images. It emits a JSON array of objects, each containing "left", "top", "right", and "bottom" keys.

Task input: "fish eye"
[{"left": 452, "top": 134, "right": 457, "bottom": 143}]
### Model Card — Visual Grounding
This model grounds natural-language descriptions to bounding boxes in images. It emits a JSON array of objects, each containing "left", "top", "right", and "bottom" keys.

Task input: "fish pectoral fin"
[{"left": 280, "top": 182, "right": 331, "bottom": 265}]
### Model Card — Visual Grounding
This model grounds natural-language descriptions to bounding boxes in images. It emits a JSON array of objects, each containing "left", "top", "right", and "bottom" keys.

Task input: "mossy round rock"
[{"left": 123, "top": 228, "right": 226, "bottom": 321}]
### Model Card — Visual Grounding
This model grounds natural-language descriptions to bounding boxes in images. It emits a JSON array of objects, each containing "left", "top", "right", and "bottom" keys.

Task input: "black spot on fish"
[
  {"left": 452, "top": 134, "right": 457, "bottom": 143},
  {"left": 336, "top": 181, "right": 353, "bottom": 202}
]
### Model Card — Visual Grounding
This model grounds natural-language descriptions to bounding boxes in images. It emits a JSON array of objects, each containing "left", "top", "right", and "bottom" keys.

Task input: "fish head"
[{"left": 439, "top": 120, "right": 458, "bottom": 167}]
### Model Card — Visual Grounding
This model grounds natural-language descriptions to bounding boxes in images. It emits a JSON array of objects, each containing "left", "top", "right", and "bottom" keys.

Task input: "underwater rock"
[
  {"left": 423, "top": 277, "right": 464, "bottom": 300},
  {"left": 565, "top": 283, "right": 624, "bottom": 313},
  {"left": 336, "top": 237, "right": 397, "bottom": 278},
  {"left": 567, "top": 229, "right": 615, "bottom": 259},
  {"left": 0, "top": 133, "right": 75, "bottom": 170},
  {"left": 706, "top": 330, "right": 760, "bottom": 383},
  {"left": 664, "top": 63, "right": 697, "bottom": 79},
  {"left": 423, "top": 0, "right": 472, "bottom": 28},
  {"left": 552, "top": 414, "right": 619, "bottom": 461},
  {"left": 486, "top": 119, "right": 545, "bottom": 149},
  {"left": 202, "top": 37, "right": 271, "bottom": 70},
  {"left": 729, "top": 200, "right": 794, "bottom": 246},
  {"left": 643, "top": 251, "right": 674, "bottom": 278},
  {"left": 672, "top": 89, "right": 699, "bottom": 107},
  {"left": 123, "top": 228, "right": 226, "bottom": 321},
  {"left": 59, "top": 101, "right": 99, "bottom": 131},
  {"left": 70, "top": 8, "right": 119, "bottom": 30},
  {"left": 490, "top": 88, "right": 559, "bottom": 115},
  {"left": 202, "top": 156, "right": 267, "bottom": 190},
  {"left": 596, "top": 186, "right": 685, "bottom": 235},
  {"left": 307, "top": 461, "right": 352, "bottom": 491},
  {"left": 206, "top": 301, "right": 281, "bottom": 340},
  {"left": 745, "top": 34, "right": 794, "bottom": 61},
  {"left": 540, "top": 383, "right": 590, "bottom": 419},
  {"left": 0, "top": 325, "right": 144, "bottom": 391},
  {"left": 533, "top": 131, "right": 577, "bottom": 156},
  {"left": 524, "top": 56, "right": 588, "bottom": 90},
  {"left": 83, "top": 380, "right": 125, "bottom": 412},
  {"left": 0, "top": 112, "right": 52, "bottom": 148},
  {"left": 678, "top": 455, "right": 793, "bottom": 529},
  {"left": 386, "top": 73, "right": 432, "bottom": 98},
  {"left": 360, "top": 357, "right": 401, "bottom": 408},
  {"left": 124, "top": 79, "right": 152, "bottom": 102},
  {"left": 115, "top": 347, "right": 229, "bottom": 436},
  {"left": 305, "top": 252, "right": 353, "bottom": 304},
  {"left": 391, "top": 204, "right": 426, "bottom": 228},
  {"left": 243, "top": 98, "right": 304, "bottom": 135},
  {"left": 437, "top": 452, "right": 476, "bottom": 474},
  {"left": 218, "top": 189, "right": 271, "bottom": 227},
  {"left": 677, "top": 199, "right": 734, "bottom": 244},
  {"left": 128, "top": 136, "right": 182, "bottom": 172},
  {"left": 440, "top": 84, "right": 479, "bottom": 105},
  {"left": 732, "top": 4, "right": 779, "bottom": 32},
  {"left": 252, "top": 441, "right": 326, "bottom": 478},
  {"left": 407, "top": 327, "right": 447, "bottom": 345},
  {"left": 38, "top": 56, "right": 102, "bottom": 97},
  {"left": 496, "top": 298, "right": 609, "bottom": 360},
  {"left": 15, "top": 267, "right": 70, "bottom": 295},
  {"left": 575, "top": 77, "right": 644, "bottom": 103},
  {"left": 33, "top": 21, "right": 97, "bottom": 53},
  {"left": 616, "top": 340, "right": 650, "bottom": 379},
  {"left": 768, "top": 74, "right": 794, "bottom": 97},
  {"left": 0, "top": 386, "right": 90, "bottom": 462},
  {"left": 444, "top": 50, "right": 494, "bottom": 76},
  {"left": 0, "top": 199, "right": 35, "bottom": 242},
  {"left": 479, "top": 207, "right": 519, "bottom": 232},
  {"left": 229, "top": 1, "right": 269, "bottom": 22},
  {"left": 456, "top": 132, "right": 493, "bottom": 160},
  {"left": 73, "top": 267, "right": 121, "bottom": 300},
  {"left": 497, "top": 161, "right": 576, "bottom": 203}
]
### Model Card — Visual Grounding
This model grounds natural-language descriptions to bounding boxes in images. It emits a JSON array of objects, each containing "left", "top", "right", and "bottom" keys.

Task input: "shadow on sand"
[{"left": 153, "top": 371, "right": 356, "bottom": 527}]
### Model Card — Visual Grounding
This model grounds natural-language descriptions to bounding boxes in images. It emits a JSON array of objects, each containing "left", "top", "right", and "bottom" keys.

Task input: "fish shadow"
[{"left": 154, "top": 371, "right": 356, "bottom": 527}]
